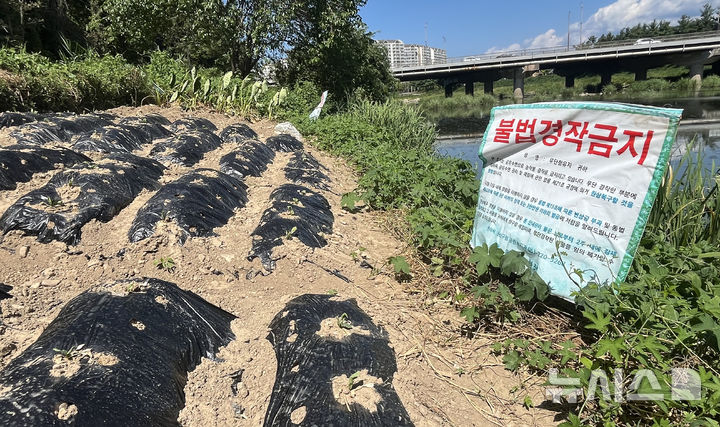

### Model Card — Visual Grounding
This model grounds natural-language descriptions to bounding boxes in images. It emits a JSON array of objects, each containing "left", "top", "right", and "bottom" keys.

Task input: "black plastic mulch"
[
  {"left": 264, "top": 294, "right": 414, "bottom": 426},
  {"left": 265, "top": 134, "right": 304, "bottom": 152},
  {"left": 150, "top": 130, "right": 223, "bottom": 167},
  {"left": 219, "top": 140, "right": 275, "bottom": 181},
  {"left": 0, "top": 278, "right": 236, "bottom": 426},
  {"left": 219, "top": 123, "right": 258, "bottom": 143},
  {"left": 0, "top": 145, "right": 91, "bottom": 191},
  {"left": 248, "top": 184, "right": 333, "bottom": 272},
  {"left": 129, "top": 169, "right": 249, "bottom": 244},
  {"left": 170, "top": 117, "right": 218, "bottom": 133},
  {"left": 0, "top": 153, "right": 165, "bottom": 245},
  {"left": 284, "top": 151, "right": 331, "bottom": 191}
]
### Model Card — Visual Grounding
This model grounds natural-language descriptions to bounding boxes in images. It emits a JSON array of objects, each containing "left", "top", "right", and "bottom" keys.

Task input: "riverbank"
[{"left": 296, "top": 98, "right": 720, "bottom": 426}]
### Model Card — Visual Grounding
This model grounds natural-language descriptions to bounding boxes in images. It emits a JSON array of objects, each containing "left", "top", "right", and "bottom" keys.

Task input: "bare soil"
[{"left": 0, "top": 105, "right": 559, "bottom": 426}]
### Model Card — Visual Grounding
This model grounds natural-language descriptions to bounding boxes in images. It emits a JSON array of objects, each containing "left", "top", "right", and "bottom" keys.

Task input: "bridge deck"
[{"left": 393, "top": 32, "right": 720, "bottom": 80}]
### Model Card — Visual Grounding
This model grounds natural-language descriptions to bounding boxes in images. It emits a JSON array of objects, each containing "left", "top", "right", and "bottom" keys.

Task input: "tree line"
[
  {"left": 0, "top": 0, "right": 395, "bottom": 101},
  {"left": 582, "top": 2, "right": 719, "bottom": 46}
]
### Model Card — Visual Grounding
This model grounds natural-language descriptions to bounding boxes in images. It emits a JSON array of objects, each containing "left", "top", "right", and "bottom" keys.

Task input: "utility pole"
[
  {"left": 580, "top": 2, "right": 584, "bottom": 45},
  {"left": 424, "top": 22, "right": 429, "bottom": 66},
  {"left": 567, "top": 11, "right": 571, "bottom": 50}
]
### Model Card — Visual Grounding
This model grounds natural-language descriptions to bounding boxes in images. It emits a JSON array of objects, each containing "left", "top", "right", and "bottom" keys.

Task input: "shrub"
[
  {"left": 625, "top": 78, "right": 671, "bottom": 94},
  {"left": 702, "top": 74, "right": 720, "bottom": 89},
  {"left": 0, "top": 47, "right": 152, "bottom": 111},
  {"left": 278, "top": 81, "right": 323, "bottom": 119}
]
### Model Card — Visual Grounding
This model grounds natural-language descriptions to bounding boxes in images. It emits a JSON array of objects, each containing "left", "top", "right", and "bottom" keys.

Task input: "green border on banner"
[{"left": 472, "top": 101, "right": 682, "bottom": 293}]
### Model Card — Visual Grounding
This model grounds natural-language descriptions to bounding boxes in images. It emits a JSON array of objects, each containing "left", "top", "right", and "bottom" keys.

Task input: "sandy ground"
[{"left": 0, "top": 105, "right": 560, "bottom": 426}]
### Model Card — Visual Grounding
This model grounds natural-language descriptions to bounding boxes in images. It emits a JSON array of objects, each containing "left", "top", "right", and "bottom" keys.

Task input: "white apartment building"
[{"left": 377, "top": 40, "right": 447, "bottom": 69}]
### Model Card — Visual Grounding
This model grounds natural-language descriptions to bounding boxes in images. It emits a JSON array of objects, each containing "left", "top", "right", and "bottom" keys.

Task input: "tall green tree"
[
  {"left": 87, "top": 0, "right": 287, "bottom": 73},
  {"left": 177, "top": 0, "right": 286, "bottom": 75},
  {"left": 279, "top": 0, "right": 395, "bottom": 102},
  {"left": 0, "top": 0, "right": 90, "bottom": 56}
]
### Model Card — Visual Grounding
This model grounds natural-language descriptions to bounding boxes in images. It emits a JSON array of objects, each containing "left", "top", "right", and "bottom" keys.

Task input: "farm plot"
[{"left": 0, "top": 106, "right": 557, "bottom": 426}]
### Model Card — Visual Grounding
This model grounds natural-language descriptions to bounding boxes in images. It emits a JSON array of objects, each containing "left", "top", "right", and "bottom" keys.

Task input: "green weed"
[
  {"left": 336, "top": 313, "right": 353, "bottom": 329},
  {"left": 284, "top": 226, "right": 298, "bottom": 240},
  {"left": 153, "top": 257, "right": 176, "bottom": 272},
  {"left": 347, "top": 371, "right": 362, "bottom": 390},
  {"left": 41, "top": 196, "right": 64, "bottom": 207},
  {"left": 53, "top": 344, "right": 85, "bottom": 360}
]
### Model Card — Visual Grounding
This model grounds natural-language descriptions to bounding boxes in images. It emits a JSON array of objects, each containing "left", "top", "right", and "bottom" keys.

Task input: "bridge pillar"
[
  {"left": 713, "top": 62, "right": 720, "bottom": 76},
  {"left": 635, "top": 69, "right": 647, "bottom": 81},
  {"left": 465, "top": 82, "right": 474, "bottom": 96},
  {"left": 513, "top": 68, "right": 524, "bottom": 101},
  {"left": 445, "top": 84, "right": 454, "bottom": 98},
  {"left": 690, "top": 62, "right": 704, "bottom": 92},
  {"left": 565, "top": 75, "right": 575, "bottom": 88},
  {"left": 600, "top": 72, "right": 612, "bottom": 89},
  {"left": 484, "top": 80, "right": 493, "bottom": 94}
]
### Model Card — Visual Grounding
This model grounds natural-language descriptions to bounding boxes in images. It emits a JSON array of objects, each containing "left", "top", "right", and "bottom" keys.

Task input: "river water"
[{"left": 434, "top": 97, "right": 720, "bottom": 178}]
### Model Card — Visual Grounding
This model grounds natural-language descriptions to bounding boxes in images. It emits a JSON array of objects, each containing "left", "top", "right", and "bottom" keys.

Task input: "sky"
[{"left": 360, "top": 0, "right": 720, "bottom": 57}]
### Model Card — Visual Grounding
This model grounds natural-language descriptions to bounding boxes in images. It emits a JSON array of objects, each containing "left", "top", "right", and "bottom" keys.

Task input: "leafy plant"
[
  {"left": 53, "top": 344, "right": 85, "bottom": 360},
  {"left": 347, "top": 371, "right": 362, "bottom": 390},
  {"left": 125, "top": 282, "right": 141, "bottom": 293},
  {"left": 488, "top": 141, "right": 720, "bottom": 425},
  {"left": 284, "top": 226, "right": 298, "bottom": 240},
  {"left": 341, "top": 192, "right": 360, "bottom": 212},
  {"left": 350, "top": 247, "right": 366, "bottom": 262},
  {"left": 388, "top": 256, "right": 411, "bottom": 281},
  {"left": 153, "top": 257, "right": 176, "bottom": 272},
  {"left": 41, "top": 196, "right": 64, "bottom": 207},
  {"left": 336, "top": 313, "right": 353, "bottom": 330}
]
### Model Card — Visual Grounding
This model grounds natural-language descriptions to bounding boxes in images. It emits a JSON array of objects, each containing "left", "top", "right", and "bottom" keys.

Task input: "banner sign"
[{"left": 470, "top": 102, "right": 682, "bottom": 300}]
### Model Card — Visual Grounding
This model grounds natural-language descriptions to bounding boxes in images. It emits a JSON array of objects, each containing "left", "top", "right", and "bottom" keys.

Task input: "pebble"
[
  {"left": 0, "top": 343, "right": 16, "bottom": 358},
  {"left": 221, "top": 254, "right": 235, "bottom": 263},
  {"left": 87, "top": 259, "right": 102, "bottom": 267},
  {"left": 17, "top": 246, "right": 29, "bottom": 258},
  {"left": 236, "top": 383, "right": 250, "bottom": 398},
  {"left": 41, "top": 268, "right": 56, "bottom": 277},
  {"left": 41, "top": 279, "right": 62, "bottom": 287}
]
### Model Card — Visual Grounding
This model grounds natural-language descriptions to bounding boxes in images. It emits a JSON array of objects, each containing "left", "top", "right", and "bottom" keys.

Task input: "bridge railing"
[{"left": 391, "top": 30, "right": 720, "bottom": 72}]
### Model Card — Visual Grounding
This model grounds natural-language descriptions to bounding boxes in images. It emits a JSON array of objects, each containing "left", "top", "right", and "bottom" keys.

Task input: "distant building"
[{"left": 377, "top": 40, "right": 447, "bottom": 69}]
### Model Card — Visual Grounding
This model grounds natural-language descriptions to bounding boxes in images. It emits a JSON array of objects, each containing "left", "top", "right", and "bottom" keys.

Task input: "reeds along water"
[
  {"left": 649, "top": 138, "right": 720, "bottom": 247},
  {"left": 348, "top": 99, "right": 437, "bottom": 151}
]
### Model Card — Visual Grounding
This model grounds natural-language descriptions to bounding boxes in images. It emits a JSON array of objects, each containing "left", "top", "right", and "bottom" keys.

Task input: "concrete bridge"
[{"left": 392, "top": 31, "right": 720, "bottom": 99}]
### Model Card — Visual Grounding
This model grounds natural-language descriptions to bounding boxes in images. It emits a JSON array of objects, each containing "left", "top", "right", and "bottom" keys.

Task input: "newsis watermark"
[{"left": 545, "top": 368, "right": 702, "bottom": 403}]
